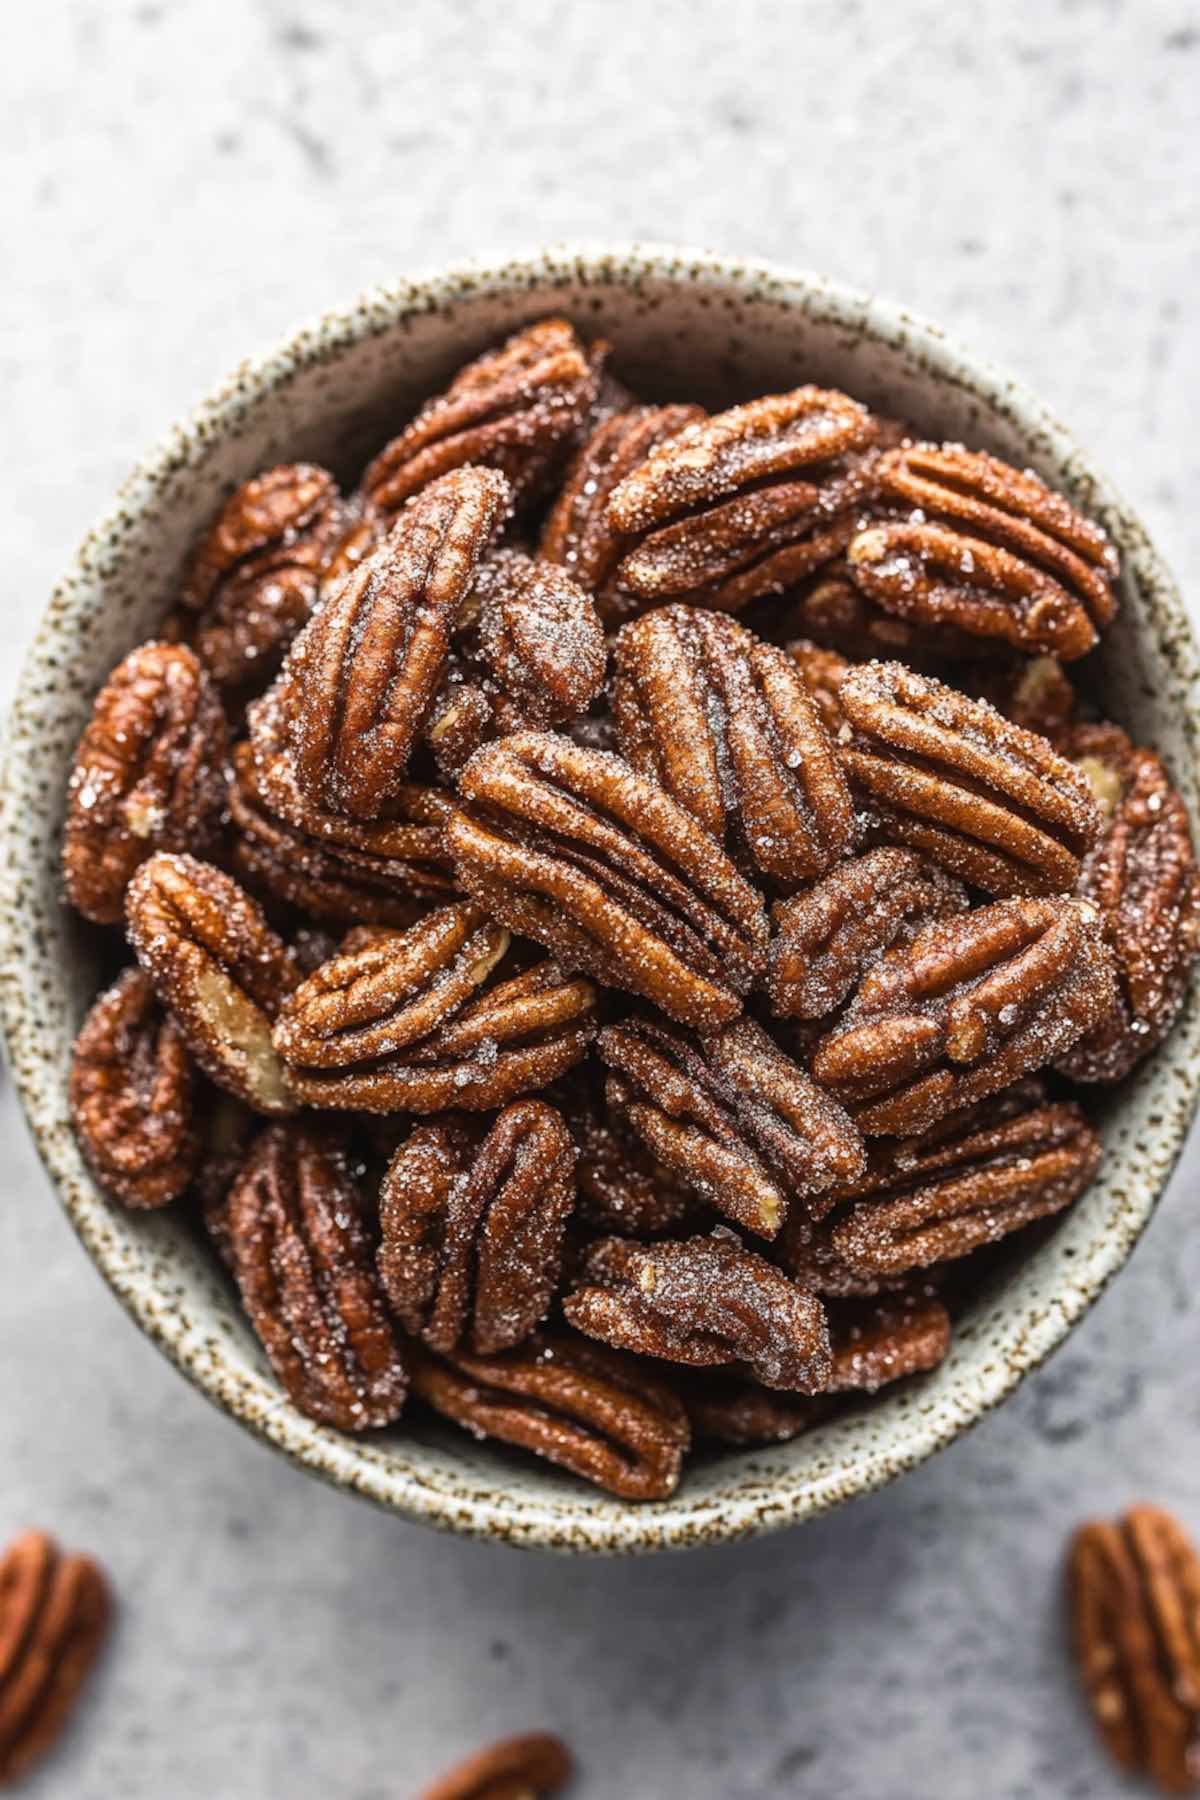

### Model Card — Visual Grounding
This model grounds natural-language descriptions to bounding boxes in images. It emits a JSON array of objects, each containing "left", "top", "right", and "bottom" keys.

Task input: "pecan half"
[
  {"left": 785, "top": 637, "right": 853, "bottom": 735},
  {"left": 69, "top": 966, "right": 198, "bottom": 1209},
  {"left": 839, "top": 661, "right": 1103, "bottom": 897},
  {"left": 274, "top": 901, "right": 595, "bottom": 1112},
  {"left": 968, "top": 654, "right": 1077, "bottom": 743},
  {"left": 679, "top": 1375, "right": 829, "bottom": 1445},
  {"left": 538, "top": 402, "right": 705, "bottom": 620},
  {"left": 283, "top": 466, "right": 511, "bottom": 819},
  {"left": 447, "top": 731, "right": 769, "bottom": 1028},
  {"left": 126, "top": 853, "right": 302, "bottom": 1113},
  {"left": 362, "top": 318, "right": 595, "bottom": 517},
  {"left": 212, "top": 1124, "right": 408, "bottom": 1429},
  {"left": 779, "top": 568, "right": 981, "bottom": 665},
  {"left": 612, "top": 606, "right": 854, "bottom": 889},
  {"left": 63, "top": 641, "right": 228, "bottom": 924},
  {"left": 407, "top": 1331, "right": 690, "bottom": 1501},
  {"left": 0, "top": 1529, "right": 109, "bottom": 1786},
  {"left": 416, "top": 1731, "right": 573, "bottom": 1800},
  {"left": 564, "top": 1229, "right": 832, "bottom": 1391},
  {"left": 557, "top": 1075, "right": 692, "bottom": 1237},
  {"left": 599, "top": 1016, "right": 865, "bottom": 1238},
  {"left": 379, "top": 1100, "right": 576, "bottom": 1355},
  {"left": 847, "top": 443, "right": 1119, "bottom": 660},
  {"left": 811, "top": 896, "right": 1117, "bottom": 1135},
  {"left": 1068, "top": 1505, "right": 1200, "bottom": 1793},
  {"left": 767, "top": 848, "right": 968, "bottom": 1021},
  {"left": 1056, "top": 726, "right": 1200, "bottom": 1081},
  {"left": 605, "top": 387, "right": 879, "bottom": 610}
]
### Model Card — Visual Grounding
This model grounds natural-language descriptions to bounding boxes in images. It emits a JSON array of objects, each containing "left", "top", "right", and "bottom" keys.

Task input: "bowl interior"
[{"left": 5, "top": 248, "right": 1200, "bottom": 1553}]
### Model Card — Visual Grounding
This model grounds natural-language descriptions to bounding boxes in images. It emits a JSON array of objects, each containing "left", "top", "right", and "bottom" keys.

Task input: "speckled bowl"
[{"left": 4, "top": 245, "right": 1198, "bottom": 1554}]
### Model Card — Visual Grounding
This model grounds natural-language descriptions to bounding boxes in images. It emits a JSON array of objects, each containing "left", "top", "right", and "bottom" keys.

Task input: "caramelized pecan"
[
  {"left": 63, "top": 641, "right": 228, "bottom": 924},
  {"left": 847, "top": 443, "right": 1119, "bottom": 659},
  {"left": 599, "top": 1015, "right": 865, "bottom": 1238},
  {"left": 274, "top": 902, "right": 595, "bottom": 1112},
  {"left": 1068, "top": 1505, "right": 1200, "bottom": 1793},
  {"left": 557, "top": 1076, "right": 692, "bottom": 1237},
  {"left": 1056, "top": 726, "right": 1200, "bottom": 1081},
  {"left": 0, "top": 1530, "right": 109, "bottom": 1786},
  {"left": 407, "top": 1331, "right": 689, "bottom": 1501},
  {"left": 613, "top": 605, "right": 854, "bottom": 888},
  {"left": 283, "top": 467, "right": 510, "bottom": 819},
  {"left": 839, "top": 661, "right": 1102, "bottom": 896},
  {"left": 416, "top": 1732, "right": 573, "bottom": 1800},
  {"left": 605, "top": 387, "right": 879, "bottom": 610},
  {"left": 362, "top": 318, "right": 595, "bottom": 516},
  {"left": 779, "top": 568, "right": 981, "bottom": 665},
  {"left": 785, "top": 637, "right": 853, "bottom": 735},
  {"left": 679, "top": 1375, "right": 828, "bottom": 1445},
  {"left": 126, "top": 853, "right": 302, "bottom": 1113},
  {"left": 212, "top": 1124, "right": 408, "bottom": 1429},
  {"left": 69, "top": 966, "right": 198, "bottom": 1209},
  {"left": 811, "top": 897, "right": 1117, "bottom": 1135},
  {"left": 768, "top": 848, "right": 968, "bottom": 1021},
  {"left": 968, "top": 654, "right": 1077, "bottom": 743},
  {"left": 378, "top": 1099, "right": 576, "bottom": 1354},
  {"left": 447, "top": 731, "right": 768, "bottom": 1028},
  {"left": 538, "top": 402, "right": 705, "bottom": 620}
]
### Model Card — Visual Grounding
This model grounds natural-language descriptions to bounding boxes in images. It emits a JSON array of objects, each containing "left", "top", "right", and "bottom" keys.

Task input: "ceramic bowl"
[{"left": 4, "top": 245, "right": 1198, "bottom": 1554}]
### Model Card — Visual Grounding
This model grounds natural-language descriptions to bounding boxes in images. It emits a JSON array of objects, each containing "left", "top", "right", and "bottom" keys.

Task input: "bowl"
[{"left": 4, "top": 244, "right": 1199, "bottom": 1554}]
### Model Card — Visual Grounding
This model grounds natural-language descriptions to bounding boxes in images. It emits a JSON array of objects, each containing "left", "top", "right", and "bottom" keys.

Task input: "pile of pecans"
[{"left": 63, "top": 317, "right": 1200, "bottom": 1504}]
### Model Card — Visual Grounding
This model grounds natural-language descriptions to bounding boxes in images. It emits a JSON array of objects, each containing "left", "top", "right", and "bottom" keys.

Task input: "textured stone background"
[{"left": 4, "top": 2, "right": 1199, "bottom": 1794}]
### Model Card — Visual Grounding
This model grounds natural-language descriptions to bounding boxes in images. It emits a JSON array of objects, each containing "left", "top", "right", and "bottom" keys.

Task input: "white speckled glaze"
[{"left": 3, "top": 245, "right": 1198, "bottom": 1555}]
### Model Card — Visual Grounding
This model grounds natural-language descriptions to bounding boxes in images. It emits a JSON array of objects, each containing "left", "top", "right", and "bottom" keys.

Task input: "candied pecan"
[
  {"left": 679, "top": 1374, "right": 829, "bottom": 1445},
  {"left": 182, "top": 463, "right": 338, "bottom": 611},
  {"left": 378, "top": 1100, "right": 576, "bottom": 1354},
  {"left": 274, "top": 901, "right": 596, "bottom": 1112},
  {"left": 63, "top": 641, "right": 228, "bottom": 924},
  {"left": 839, "top": 661, "right": 1102, "bottom": 896},
  {"left": 811, "top": 896, "right": 1117, "bottom": 1135},
  {"left": 564, "top": 1229, "right": 832, "bottom": 1391},
  {"left": 785, "top": 637, "right": 853, "bottom": 735},
  {"left": 283, "top": 467, "right": 511, "bottom": 819},
  {"left": 612, "top": 606, "right": 854, "bottom": 889},
  {"left": 407, "top": 1331, "right": 690, "bottom": 1501},
  {"left": 538, "top": 402, "right": 705, "bottom": 620},
  {"left": 968, "top": 654, "right": 1077, "bottom": 743},
  {"left": 603, "top": 387, "right": 879, "bottom": 612},
  {"left": 362, "top": 318, "right": 595, "bottom": 516},
  {"left": 599, "top": 1016, "right": 865, "bottom": 1238},
  {"left": 126, "top": 853, "right": 302, "bottom": 1113},
  {"left": 416, "top": 1731, "right": 573, "bottom": 1800},
  {"left": 556, "top": 1076, "right": 692, "bottom": 1237},
  {"left": 776, "top": 567, "right": 984, "bottom": 668},
  {"left": 212, "top": 1124, "right": 407, "bottom": 1429},
  {"left": 447, "top": 731, "right": 768, "bottom": 1029},
  {"left": 68, "top": 966, "right": 198, "bottom": 1209},
  {"left": 1055, "top": 726, "right": 1200, "bottom": 1082},
  {"left": 1068, "top": 1505, "right": 1200, "bottom": 1794},
  {"left": 767, "top": 848, "right": 968, "bottom": 1021},
  {"left": 0, "top": 1529, "right": 109, "bottom": 1786}
]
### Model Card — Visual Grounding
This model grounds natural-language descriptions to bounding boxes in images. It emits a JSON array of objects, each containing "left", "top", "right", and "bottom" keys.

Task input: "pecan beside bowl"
[{"left": 3, "top": 248, "right": 1198, "bottom": 1555}]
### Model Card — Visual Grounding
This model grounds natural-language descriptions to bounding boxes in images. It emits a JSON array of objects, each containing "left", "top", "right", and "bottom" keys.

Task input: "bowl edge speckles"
[{"left": 3, "top": 244, "right": 1199, "bottom": 1554}]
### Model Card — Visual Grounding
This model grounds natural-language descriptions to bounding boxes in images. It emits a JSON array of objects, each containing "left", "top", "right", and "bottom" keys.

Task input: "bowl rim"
[{"left": 5, "top": 241, "right": 1200, "bottom": 1554}]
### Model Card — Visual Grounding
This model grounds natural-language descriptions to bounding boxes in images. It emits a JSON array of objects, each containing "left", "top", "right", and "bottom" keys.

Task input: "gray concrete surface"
[{"left": 4, "top": 1, "right": 1199, "bottom": 1793}]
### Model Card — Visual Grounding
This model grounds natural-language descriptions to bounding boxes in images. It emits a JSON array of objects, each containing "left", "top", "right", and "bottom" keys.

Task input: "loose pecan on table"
[
  {"left": 1056, "top": 725, "right": 1200, "bottom": 1082},
  {"left": 0, "top": 1529, "right": 109, "bottom": 1786},
  {"left": 362, "top": 318, "right": 595, "bottom": 517},
  {"left": 838, "top": 660, "right": 1103, "bottom": 897},
  {"left": 564, "top": 1229, "right": 832, "bottom": 1392},
  {"left": 1068, "top": 1504, "right": 1200, "bottom": 1794},
  {"left": 767, "top": 847, "right": 968, "bottom": 1021},
  {"left": 379, "top": 1099, "right": 576, "bottom": 1355},
  {"left": 811, "top": 896, "right": 1117, "bottom": 1135},
  {"left": 846, "top": 443, "right": 1119, "bottom": 659},
  {"left": 210, "top": 1124, "right": 408, "bottom": 1430},
  {"left": 601, "top": 387, "right": 879, "bottom": 612},
  {"left": 63, "top": 641, "right": 228, "bottom": 924},
  {"left": 599, "top": 1015, "right": 865, "bottom": 1238},
  {"left": 416, "top": 1731, "right": 573, "bottom": 1800},
  {"left": 126, "top": 853, "right": 302, "bottom": 1113},
  {"left": 273, "top": 901, "right": 596, "bottom": 1112},
  {"left": 282, "top": 466, "right": 511, "bottom": 819},
  {"left": 612, "top": 605, "right": 855, "bottom": 889},
  {"left": 447, "top": 731, "right": 769, "bottom": 1028},
  {"left": 407, "top": 1331, "right": 690, "bottom": 1501},
  {"left": 68, "top": 966, "right": 198, "bottom": 1209}
]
